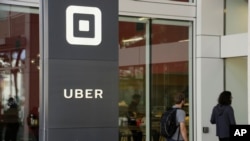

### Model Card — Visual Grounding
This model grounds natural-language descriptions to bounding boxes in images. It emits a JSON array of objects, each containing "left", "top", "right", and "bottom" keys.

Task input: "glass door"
[
  {"left": 118, "top": 17, "right": 193, "bottom": 141},
  {"left": 118, "top": 17, "right": 147, "bottom": 141},
  {"left": 150, "top": 19, "right": 192, "bottom": 141}
]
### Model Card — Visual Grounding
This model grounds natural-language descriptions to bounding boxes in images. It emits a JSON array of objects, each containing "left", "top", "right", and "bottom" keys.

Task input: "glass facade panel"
[
  {"left": 150, "top": 20, "right": 191, "bottom": 140},
  {"left": 119, "top": 17, "right": 146, "bottom": 141},
  {"left": 119, "top": 17, "right": 192, "bottom": 141},
  {"left": 0, "top": 4, "right": 39, "bottom": 141}
]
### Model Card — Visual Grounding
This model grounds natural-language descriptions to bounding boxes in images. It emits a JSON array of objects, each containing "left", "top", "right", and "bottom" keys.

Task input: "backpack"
[{"left": 160, "top": 108, "right": 179, "bottom": 138}]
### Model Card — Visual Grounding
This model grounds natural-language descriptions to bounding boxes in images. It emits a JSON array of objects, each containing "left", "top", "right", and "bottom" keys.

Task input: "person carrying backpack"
[{"left": 161, "top": 93, "right": 188, "bottom": 141}]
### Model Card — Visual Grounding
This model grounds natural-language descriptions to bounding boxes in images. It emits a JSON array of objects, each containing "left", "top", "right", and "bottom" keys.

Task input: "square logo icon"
[{"left": 66, "top": 5, "right": 102, "bottom": 46}]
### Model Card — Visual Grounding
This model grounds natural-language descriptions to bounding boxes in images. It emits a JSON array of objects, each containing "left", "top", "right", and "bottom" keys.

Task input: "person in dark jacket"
[
  {"left": 127, "top": 94, "right": 143, "bottom": 141},
  {"left": 210, "top": 91, "right": 236, "bottom": 141},
  {"left": 4, "top": 97, "right": 20, "bottom": 141}
]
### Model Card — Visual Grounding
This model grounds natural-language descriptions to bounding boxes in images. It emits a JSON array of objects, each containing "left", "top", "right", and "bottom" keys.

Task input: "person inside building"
[
  {"left": 127, "top": 93, "right": 143, "bottom": 141},
  {"left": 3, "top": 97, "right": 20, "bottom": 141}
]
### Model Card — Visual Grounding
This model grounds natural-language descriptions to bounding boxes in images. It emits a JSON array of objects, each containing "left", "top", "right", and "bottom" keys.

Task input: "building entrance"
[{"left": 118, "top": 17, "right": 193, "bottom": 141}]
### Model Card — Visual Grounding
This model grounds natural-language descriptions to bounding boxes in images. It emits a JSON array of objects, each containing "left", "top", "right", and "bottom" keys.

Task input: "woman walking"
[{"left": 210, "top": 91, "right": 236, "bottom": 141}]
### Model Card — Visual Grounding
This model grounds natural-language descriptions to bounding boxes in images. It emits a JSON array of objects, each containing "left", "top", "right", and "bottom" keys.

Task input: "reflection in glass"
[
  {"left": 119, "top": 19, "right": 146, "bottom": 141},
  {"left": 118, "top": 17, "right": 192, "bottom": 141},
  {"left": 0, "top": 4, "right": 39, "bottom": 141},
  {"left": 151, "top": 20, "right": 190, "bottom": 140}
]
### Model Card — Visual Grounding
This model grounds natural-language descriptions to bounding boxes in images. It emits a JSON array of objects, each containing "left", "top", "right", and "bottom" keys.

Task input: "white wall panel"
[
  {"left": 196, "top": 1, "right": 225, "bottom": 141},
  {"left": 197, "top": 0, "right": 224, "bottom": 35},
  {"left": 196, "top": 35, "right": 220, "bottom": 58},
  {"left": 196, "top": 58, "right": 224, "bottom": 141},
  {"left": 221, "top": 33, "right": 247, "bottom": 58}
]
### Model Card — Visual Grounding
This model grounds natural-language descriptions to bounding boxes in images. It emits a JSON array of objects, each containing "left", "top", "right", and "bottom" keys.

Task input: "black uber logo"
[{"left": 66, "top": 5, "right": 102, "bottom": 46}]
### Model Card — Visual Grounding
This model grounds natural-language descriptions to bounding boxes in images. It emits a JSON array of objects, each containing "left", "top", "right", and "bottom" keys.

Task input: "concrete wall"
[
  {"left": 196, "top": 0, "right": 224, "bottom": 141},
  {"left": 221, "top": 33, "right": 247, "bottom": 58}
]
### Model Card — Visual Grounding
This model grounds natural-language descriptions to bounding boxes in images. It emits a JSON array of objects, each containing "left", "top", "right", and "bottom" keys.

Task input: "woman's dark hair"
[{"left": 218, "top": 91, "right": 232, "bottom": 105}]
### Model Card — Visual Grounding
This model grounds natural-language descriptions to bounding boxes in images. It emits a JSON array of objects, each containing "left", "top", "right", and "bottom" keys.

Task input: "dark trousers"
[
  {"left": 131, "top": 130, "right": 142, "bottom": 141},
  {"left": 5, "top": 123, "right": 19, "bottom": 141},
  {"left": 167, "top": 138, "right": 181, "bottom": 141},
  {"left": 219, "top": 137, "right": 229, "bottom": 141}
]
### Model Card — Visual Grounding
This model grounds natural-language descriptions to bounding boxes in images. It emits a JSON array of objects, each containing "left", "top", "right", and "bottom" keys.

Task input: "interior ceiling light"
[
  {"left": 139, "top": 17, "right": 149, "bottom": 21},
  {"left": 178, "top": 39, "right": 189, "bottom": 42},
  {"left": 122, "top": 36, "right": 144, "bottom": 43}
]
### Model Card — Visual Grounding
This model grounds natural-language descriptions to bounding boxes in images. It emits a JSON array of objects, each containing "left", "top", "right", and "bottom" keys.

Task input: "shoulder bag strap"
[{"left": 176, "top": 108, "right": 180, "bottom": 141}]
